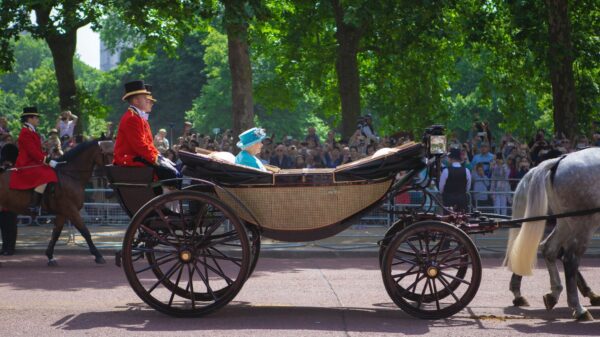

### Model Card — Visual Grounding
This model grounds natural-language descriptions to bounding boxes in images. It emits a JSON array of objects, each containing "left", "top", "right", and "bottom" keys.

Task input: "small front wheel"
[{"left": 381, "top": 221, "right": 481, "bottom": 319}]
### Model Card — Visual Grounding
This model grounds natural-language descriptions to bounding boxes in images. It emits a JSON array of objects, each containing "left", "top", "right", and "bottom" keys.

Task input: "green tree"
[
  {"left": 187, "top": 27, "right": 327, "bottom": 140},
  {"left": 502, "top": 0, "right": 600, "bottom": 138},
  {"left": 0, "top": 89, "right": 27, "bottom": 135},
  {"left": 96, "top": 30, "right": 207, "bottom": 138},
  {"left": 22, "top": 58, "right": 109, "bottom": 135},
  {"left": 115, "top": 0, "right": 269, "bottom": 137},
  {"left": 257, "top": 1, "right": 468, "bottom": 138},
  {"left": 0, "top": 0, "right": 109, "bottom": 134},
  {"left": 0, "top": 35, "right": 52, "bottom": 95}
]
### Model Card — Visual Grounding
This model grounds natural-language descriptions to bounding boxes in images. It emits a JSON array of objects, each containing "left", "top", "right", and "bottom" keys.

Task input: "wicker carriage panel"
[{"left": 216, "top": 179, "right": 392, "bottom": 231}]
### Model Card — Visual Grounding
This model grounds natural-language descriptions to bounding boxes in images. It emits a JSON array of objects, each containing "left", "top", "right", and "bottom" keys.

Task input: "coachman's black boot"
[{"left": 27, "top": 191, "right": 43, "bottom": 215}]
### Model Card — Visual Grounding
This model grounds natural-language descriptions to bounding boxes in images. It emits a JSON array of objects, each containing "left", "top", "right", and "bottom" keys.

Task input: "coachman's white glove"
[
  {"left": 156, "top": 155, "right": 178, "bottom": 175},
  {"left": 49, "top": 160, "right": 58, "bottom": 168}
]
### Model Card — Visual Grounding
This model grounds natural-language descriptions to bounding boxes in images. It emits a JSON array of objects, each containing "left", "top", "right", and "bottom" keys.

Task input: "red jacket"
[
  {"left": 113, "top": 108, "right": 159, "bottom": 167},
  {"left": 9, "top": 125, "right": 58, "bottom": 190}
]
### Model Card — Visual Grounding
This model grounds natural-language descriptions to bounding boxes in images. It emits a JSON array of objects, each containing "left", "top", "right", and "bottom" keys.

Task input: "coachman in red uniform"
[
  {"left": 113, "top": 80, "right": 177, "bottom": 181},
  {"left": 9, "top": 107, "right": 58, "bottom": 213}
]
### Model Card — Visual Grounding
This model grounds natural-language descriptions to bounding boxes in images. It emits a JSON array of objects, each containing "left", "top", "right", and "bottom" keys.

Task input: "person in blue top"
[{"left": 235, "top": 127, "right": 268, "bottom": 172}]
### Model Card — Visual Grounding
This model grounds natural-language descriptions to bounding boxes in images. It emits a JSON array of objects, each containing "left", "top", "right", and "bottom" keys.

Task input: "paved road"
[{"left": 1, "top": 255, "right": 599, "bottom": 336}]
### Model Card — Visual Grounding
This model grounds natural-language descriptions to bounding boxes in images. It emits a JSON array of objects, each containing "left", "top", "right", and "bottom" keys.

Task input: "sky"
[{"left": 76, "top": 24, "right": 100, "bottom": 69}]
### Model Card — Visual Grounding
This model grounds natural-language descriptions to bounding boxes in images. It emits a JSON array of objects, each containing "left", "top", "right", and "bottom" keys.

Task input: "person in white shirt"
[
  {"left": 154, "top": 128, "right": 170, "bottom": 154},
  {"left": 361, "top": 114, "right": 378, "bottom": 144},
  {"left": 56, "top": 110, "right": 78, "bottom": 139}
]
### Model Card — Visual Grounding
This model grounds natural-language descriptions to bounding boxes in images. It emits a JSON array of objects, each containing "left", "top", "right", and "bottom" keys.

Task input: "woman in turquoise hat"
[{"left": 235, "top": 127, "right": 268, "bottom": 171}]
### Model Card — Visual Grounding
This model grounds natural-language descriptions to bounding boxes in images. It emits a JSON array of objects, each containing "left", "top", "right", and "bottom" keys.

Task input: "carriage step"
[{"left": 115, "top": 250, "right": 122, "bottom": 268}]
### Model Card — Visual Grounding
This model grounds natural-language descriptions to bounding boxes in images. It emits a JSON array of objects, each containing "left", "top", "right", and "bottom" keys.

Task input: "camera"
[
  {"left": 507, "top": 142, "right": 514, "bottom": 147},
  {"left": 477, "top": 132, "right": 487, "bottom": 137}
]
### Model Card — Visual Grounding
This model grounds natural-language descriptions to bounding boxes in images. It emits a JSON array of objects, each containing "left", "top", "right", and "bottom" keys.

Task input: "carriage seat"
[
  {"left": 180, "top": 150, "right": 275, "bottom": 186},
  {"left": 179, "top": 141, "right": 425, "bottom": 187},
  {"left": 105, "top": 165, "right": 158, "bottom": 217}
]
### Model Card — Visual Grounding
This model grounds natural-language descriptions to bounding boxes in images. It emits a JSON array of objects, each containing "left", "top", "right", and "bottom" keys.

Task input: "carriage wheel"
[
  {"left": 381, "top": 221, "right": 481, "bottom": 319},
  {"left": 183, "top": 185, "right": 261, "bottom": 278},
  {"left": 380, "top": 233, "right": 469, "bottom": 304},
  {"left": 122, "top": 191, "right": 251, "bottom": 317}
]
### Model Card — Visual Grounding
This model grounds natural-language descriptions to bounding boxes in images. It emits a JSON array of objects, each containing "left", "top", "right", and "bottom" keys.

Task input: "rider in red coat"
[
  {"left": 9, "top": 107, "right": 58, "bottom": 213},
  {"left": 113, "top": 80, "right": 177, "bottom": 179}
]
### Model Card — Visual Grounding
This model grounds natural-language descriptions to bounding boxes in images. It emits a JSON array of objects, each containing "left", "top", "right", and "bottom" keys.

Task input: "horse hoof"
[
  {"left": 47, "top": 259, "right": 58, "bottom": 267},
  {"left": 588, "top": 293, "right": 600, "bottom": 306},
  {"left": 574, "top": 310, "right": 594, "bottom": 321},
  {"left": 543, "top": 294, "right": 557, "bottom": 310},
  {"left": 95, "top": 256, "right": 106, "bottom": 264},
  {"left": 513, "top": 296, "right": 530, "bottom": 307}
]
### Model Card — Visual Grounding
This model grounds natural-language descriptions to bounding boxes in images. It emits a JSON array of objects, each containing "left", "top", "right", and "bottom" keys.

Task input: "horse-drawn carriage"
[{"left": 106, "top": 125, "right": 507, "bottom": 320}]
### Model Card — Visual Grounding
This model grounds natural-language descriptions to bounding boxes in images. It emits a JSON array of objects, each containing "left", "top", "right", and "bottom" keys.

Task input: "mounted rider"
[
  {"left": 9, "top": 107, "right": 59, "bottom": 214},
  {"left": 113, "top": 80, "right": 178, "bottom": 184}
]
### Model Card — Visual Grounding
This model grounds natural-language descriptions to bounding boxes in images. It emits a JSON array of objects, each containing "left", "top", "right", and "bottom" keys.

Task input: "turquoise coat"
[{"left": 235, "top": 150, "right": 267, "bottom": 172}]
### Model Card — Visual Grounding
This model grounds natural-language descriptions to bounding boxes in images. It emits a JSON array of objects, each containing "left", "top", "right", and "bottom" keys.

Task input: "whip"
[{"left": 6, "top": 161, "right": 66, "bottom": 171}]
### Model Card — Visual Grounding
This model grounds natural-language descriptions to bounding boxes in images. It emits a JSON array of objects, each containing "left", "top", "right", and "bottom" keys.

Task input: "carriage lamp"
[
  {"left": 424, "top": 125, "right": 446, "bottom": 156},
  {"left": 429, "top": 136, "right": 446, "bottom": 155}
]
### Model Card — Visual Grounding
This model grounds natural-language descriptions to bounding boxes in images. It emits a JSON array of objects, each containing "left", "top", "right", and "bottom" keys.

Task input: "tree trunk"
[
  {"left": 546, "top": 0, "right": 577, "bottom": 138},
  {"left": 46, "top": 31, "right": 81, "bottom": 134},
  {"left": 332, "top": 0, "right": 362, "bottom": 141},
  {"left": 224, "top": 2, "right": 254, "bottom": 142}
]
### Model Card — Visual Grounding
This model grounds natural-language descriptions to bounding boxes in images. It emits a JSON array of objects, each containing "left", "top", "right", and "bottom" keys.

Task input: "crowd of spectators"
[
  {"left": 158, "top": 116, "right": 398, "bottom": 172},
  {"left": 2, "top": 111, "right": 600, "bottom": 215},
  {"left": 443, "top": 121, "right": 600, "bottom": 213}
]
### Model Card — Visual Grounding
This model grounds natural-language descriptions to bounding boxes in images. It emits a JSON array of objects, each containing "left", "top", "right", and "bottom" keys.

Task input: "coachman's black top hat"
[
  {"left": 21, "top": 106, "right": 40, "bottom": 117},
  {"left": 122, "top": 80, "right": 155, "bottom": 101}
]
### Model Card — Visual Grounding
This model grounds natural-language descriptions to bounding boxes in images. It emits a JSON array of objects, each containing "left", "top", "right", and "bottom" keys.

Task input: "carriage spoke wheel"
[
  {"left": 122, "top": 191, "right": 251, "bottom": 317},
  {"left": 381, "top": 221, "right": 481, "bottom": 319},
  {"left": 182, "top": 186, "right": 261, "bottom": 279}
]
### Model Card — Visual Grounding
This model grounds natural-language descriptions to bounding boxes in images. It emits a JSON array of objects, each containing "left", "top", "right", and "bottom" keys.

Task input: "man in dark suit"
[{"left": 439, "top": 148, "right": 471, "bottom": 212}]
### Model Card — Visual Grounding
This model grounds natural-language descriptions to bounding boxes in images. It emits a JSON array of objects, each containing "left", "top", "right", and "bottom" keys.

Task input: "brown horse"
[{"left": 0, "top": 140, "right": 114, "bottom": 266}]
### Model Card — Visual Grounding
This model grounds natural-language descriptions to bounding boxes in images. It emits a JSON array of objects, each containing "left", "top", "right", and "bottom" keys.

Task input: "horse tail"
[
  {"left": 507, "top": 163, "right": 551, "bottom": 276},
  {"left": 502, "top": 168, "right": 533, "bottom": 267}
]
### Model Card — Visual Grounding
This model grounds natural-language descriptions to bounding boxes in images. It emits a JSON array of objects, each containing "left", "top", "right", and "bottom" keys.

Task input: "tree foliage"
[
  {"left": 96, "top": 29, "right": 208, "bottom": 136},
  {"left": 0, "top": 0, "right": 110, "bottom": 134},
  {"left": 0, "top": 1, "right": 597, "bottom": 143}
]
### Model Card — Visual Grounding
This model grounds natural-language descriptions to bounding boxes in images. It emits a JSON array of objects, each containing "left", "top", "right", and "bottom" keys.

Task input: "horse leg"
[
  {"left": 46, "top": 215, "right": 65, "bottom": 267},
  {"left": 69, "top": 212, "right": 105, "bottom": 264},
  {"left": 510, "top": 273, "right": 530, "bottom": 306},
  {"left": 563, "top": 247, "right": 593, "bottom": 321},
  {"left": 576, "top": 271, "right": 600, "bottom": 306},
  {"left": 540, "top": 229, "right": 562, "bottom": 310}
]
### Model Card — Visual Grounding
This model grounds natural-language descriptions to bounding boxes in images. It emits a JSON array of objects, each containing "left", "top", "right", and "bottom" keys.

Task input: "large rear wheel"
[{"left": 122, "top": 191, "right": 251, "bottom": 317}]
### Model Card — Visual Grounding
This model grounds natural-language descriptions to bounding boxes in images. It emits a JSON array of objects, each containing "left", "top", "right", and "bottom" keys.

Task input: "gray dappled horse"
[
  {"left": 504, "top": 148, "right": 600, "bottom": 321},
  {"left": 0, "top": 140, "right": 113, "bottom": 266}
]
